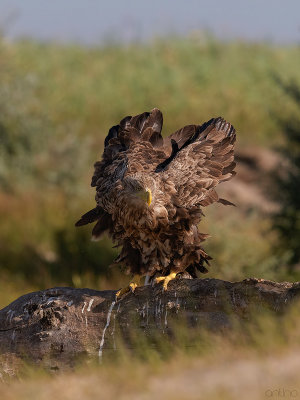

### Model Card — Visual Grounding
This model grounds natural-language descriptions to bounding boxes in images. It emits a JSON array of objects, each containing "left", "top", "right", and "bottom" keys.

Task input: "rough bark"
[{"left": 0, "top": 278, "right": 299, "bottom": 374}]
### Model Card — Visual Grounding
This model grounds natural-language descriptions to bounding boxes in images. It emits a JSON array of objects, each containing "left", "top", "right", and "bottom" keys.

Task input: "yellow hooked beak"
[
  {"left": 146, "top": 188, "right": 152, "bottom": 206},
  {"left": 136, "top": 188, "right": 152, "bottom": 206}
]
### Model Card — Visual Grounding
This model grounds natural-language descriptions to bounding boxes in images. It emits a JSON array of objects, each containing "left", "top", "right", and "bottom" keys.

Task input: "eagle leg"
[
  {"left": 115, "top": 275, "right": 141, "bottom": 300},
  {"left": 155, "top": 271, "right": 177, "bottom": 291}
]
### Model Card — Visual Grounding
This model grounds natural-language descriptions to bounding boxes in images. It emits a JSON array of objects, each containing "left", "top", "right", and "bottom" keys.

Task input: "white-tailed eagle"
[{"left": 76, "top": 109, "right": 236, "bottom": 296}]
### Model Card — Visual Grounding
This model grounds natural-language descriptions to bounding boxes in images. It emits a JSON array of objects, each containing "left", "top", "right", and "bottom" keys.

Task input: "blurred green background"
[{"left": 1, "top": 35, "right": 300, "bottom": 308}]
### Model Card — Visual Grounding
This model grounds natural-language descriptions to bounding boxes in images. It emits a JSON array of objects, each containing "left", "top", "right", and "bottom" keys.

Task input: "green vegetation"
[
  {"left": 1, "top": 34, "right": 300, "bottom": 399},
  {"left": 271, "top": 77, "right": 300, "bottom": 269},
  {"left": 1, "top": 35, "right": 300, "bottom": 308}
]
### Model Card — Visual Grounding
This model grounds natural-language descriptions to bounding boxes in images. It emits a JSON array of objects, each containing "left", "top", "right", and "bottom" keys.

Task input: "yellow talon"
[
  {"left": 155, "top": 272, "right": 177, "bottom": 291},
  {"left": 116, "top": 275, "right": 141, "bottom": 300},
  {"left": 129, "top": 282, "right": 138, "bottom": 292}
]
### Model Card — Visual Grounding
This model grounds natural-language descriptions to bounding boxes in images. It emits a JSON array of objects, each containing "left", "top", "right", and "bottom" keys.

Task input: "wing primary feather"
[
  {"left": 155, "top": 118, "right": 215, "bottom": 173},
  {"left": 104, "top": 125, "right": 119, "bottom": 147},
  {"left": 155, "top": 139, "right": 179, "bottom": 172},
  {"left": 218, "top": 198, "right": 236, "bottom": 206},
  {"left": 75, "top": 207, "right": 103, "bottom": 227},
  {"left": 91, "top": 212, "right": 112, "bottom": 240}
]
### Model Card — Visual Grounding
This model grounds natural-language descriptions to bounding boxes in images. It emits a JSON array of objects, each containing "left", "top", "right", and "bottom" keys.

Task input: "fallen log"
[{"left": 0, "top": 278, "right": 299, "bottom": 374}]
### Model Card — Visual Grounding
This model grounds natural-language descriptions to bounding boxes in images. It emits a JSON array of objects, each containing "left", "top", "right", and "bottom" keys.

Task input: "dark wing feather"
[
  {"left": 75, "top": 206, "right": 104, "bottom": 226},
  {"left": 159, "top": 117, "right": 236, "bottom": 208},
  {"left": 91, "top": 212, "right": 113, "bottom": 240},
  {"left": 104, "top": 125, "right": 119, "bottom": 147},
  {"left": 156, "top": 119, "right": 215, "bottom": 172},
  {"left": 91, "top": 108, "right": 164, "bottom": 189},
  {"left": 75, "top": 206, "right": 112, "bottom": 240},
  {"left": 155, "top": 139, "right": 179, "bottom": 172},
  {"left": 168, "top": 118, "right": 214, "bottom": 150}
]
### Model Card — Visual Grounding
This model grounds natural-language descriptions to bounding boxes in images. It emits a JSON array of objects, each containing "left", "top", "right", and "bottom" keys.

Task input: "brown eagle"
[{"left": 76, "top": 108, "right": 236, "bottom": 297}]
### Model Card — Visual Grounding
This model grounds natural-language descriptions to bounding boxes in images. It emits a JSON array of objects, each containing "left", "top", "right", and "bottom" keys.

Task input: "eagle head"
[{"left": 122, "top": 176, "right": 154, "bottom": 207}]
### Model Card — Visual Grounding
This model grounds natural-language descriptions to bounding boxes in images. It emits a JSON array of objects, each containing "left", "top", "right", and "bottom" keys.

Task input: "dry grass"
[
  {"left": 1, "top": 304, "right": 300, "bottom": 400},
  {"left": 1, "top": 352, "right": 299, "bottom": 400}
]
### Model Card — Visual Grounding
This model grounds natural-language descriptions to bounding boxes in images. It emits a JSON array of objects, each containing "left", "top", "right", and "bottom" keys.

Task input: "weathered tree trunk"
[{"left": 0, "top": 278, "right": 299, "bottom": 374}]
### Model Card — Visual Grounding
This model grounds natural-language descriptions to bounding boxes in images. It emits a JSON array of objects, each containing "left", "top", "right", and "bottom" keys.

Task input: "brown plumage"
[{"left": 76, "top": 108, "right": 236, "bottom": 280}]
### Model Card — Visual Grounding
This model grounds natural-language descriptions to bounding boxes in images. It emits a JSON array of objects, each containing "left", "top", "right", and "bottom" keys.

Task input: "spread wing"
[
  {"left": 75, "top": 108, "right": 165, "bottom": 236},
  {"left": 157, "top": 117, "right": 236, "bottom": 208},
  {"left": 76, "top": 110, "right": 236, "bottom": 234},
  {"left": 91, "top": 107, "right": 164, "bottom": 189}
]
